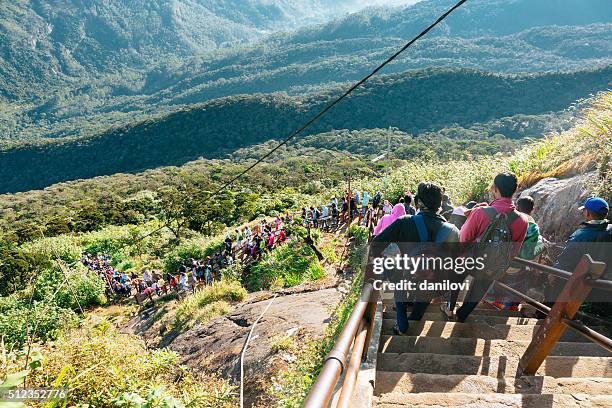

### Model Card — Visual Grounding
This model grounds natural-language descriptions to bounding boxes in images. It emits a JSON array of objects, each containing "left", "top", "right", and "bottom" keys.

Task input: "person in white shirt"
[{"left": 382, "top": 200, "right": 393, "bottom": 215}]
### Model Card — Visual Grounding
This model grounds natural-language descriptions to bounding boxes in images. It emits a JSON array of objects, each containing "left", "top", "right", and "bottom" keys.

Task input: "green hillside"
[
  {"left": 1, "top": 0, "right": 610, "bottom": 143},
  {"left": 0, "top": 66, "right": 609, "bottom": 193},
  {"left": 0, "top": 0, "right": 381, "bottom": 102},
  {"left": 288, "top": 0, "right": 612, "bottom": 43}
]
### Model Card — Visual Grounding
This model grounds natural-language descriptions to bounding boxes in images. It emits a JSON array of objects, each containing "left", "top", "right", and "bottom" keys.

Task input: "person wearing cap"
[{"left": 553, "top": 197, "right": 610, "bottom": 273}]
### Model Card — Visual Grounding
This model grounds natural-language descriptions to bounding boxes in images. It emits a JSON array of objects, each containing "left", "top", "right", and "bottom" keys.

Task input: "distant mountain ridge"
[
  {"left": 1, "top": 0, "right": 411, "bottom": 101},
  {"left": 2, "top": 6, "right": 611, "bottom": 142},
  {"left": 285, "top": 0, "right": 612, "bottom": 44}
]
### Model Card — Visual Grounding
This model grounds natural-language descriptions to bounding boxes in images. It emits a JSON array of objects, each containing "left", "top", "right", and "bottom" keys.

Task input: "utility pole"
[
  {"left": 385, "top": 128, "right": 391, "bottom": 197},
  {"left": 347, "top": 173, "right": 352, "bottom": 225}
]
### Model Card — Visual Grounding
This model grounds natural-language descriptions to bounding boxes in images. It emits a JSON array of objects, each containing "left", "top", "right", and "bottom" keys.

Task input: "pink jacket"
[
  {"left": 374, "top": 204, "right": 406, "bottom": 235},
  {"left": 460, "top": 198, "right": 528, "bottom": 255}
]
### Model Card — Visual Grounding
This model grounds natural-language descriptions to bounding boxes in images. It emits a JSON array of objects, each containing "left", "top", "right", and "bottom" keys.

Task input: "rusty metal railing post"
[{"left": 519, "top": 254, "right": 606, "bottom": 375}]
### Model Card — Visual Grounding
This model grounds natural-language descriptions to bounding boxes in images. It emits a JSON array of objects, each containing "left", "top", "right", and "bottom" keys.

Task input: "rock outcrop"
[
  {"left": 518, "top": 172, "right": 596, "bottom": 241},
  {"left": 169, "top": 286, "right": 342, "bottom": 373}
]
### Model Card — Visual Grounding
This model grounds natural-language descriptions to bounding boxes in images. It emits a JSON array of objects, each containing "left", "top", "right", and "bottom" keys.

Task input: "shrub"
[
  {"left": 22, "top": 326, "right": 236, "bottom": 407},
  {"left": 164, "top": 236, "right": 224, "bottom": 273},
  {"left": 348, "top": 225, "right": 369, "bottom": 245},
  {"left": 508, "top": 91, "right": 611, "bottom": 200},
  {"left": 174, "top": 280, "right": 246, "bottom": 326},
  {"left": 220, "top": 260, "right": 244, "bottom": 283},
  {"left": 21, "top": 235, "right": 82, "bottom": 264},
  {"left": 34, "top": 267, "right": 106, "bottom": 311},
  {"left": 249, "top": 241, "right": 324, "bottom": 291},
  {"left": 0, "top": 294, "right": 79, "bottom": 348}
]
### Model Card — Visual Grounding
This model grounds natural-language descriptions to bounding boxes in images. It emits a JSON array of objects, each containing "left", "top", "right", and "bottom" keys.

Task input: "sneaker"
[
  {"left": 440, "top": 302, "right": 454, "bottom": 319},
  {"left": 392, "top": 323, "right": 408, "bottom": 335}
]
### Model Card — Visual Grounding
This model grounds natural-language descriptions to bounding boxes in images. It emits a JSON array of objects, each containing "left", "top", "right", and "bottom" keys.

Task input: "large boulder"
[{"left": 518, "top": 172, "right": 596, "bottom": 241}]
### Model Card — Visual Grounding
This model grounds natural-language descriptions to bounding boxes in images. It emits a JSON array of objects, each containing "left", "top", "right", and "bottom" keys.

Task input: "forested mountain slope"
[
  {"left": 2, "top": 0, "right": 610, "bottom": 143},
  {"left": 287, "top": 0, "right": 612, "bottom": 43},
  {"left": 1, "top": 0, "right": 404, "bottom": 101},
  {"left": 0, "top": 66, "right": 609, "bottom": 193}
]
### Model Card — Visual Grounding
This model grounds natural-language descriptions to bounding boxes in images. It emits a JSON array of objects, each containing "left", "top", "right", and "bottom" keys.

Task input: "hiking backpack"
[
  {"left": 594, "top": 224, "right": 612, "bottom": 279},
  {"left": 476, "top": 207, "right": 520, "bottom": 279},
  {"left": 396, "top": 214, "right": 455, "bottom": 301}
]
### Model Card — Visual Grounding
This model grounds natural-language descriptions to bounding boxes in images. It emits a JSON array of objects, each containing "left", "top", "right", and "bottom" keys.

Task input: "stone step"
[
  {"left": 379, "top": 336, "right": 610, "bottom": 357},
  {"left": 383, "top": 311, "right": 541, "bottom": 325},
  {"left": 382, "top": 302, "right": 525, "bottom": 317},
  {"left": 375, "top": 392, "right": 612, "bottom": 407},
  {"left": 375, "top": 372, "right": 612, "bottom": 395},
  {"left": 377, "top": 353, "right": 612, "bottom": 378},
  {"left": 381, "top": 320, "right": 596, "bottom": 342}
]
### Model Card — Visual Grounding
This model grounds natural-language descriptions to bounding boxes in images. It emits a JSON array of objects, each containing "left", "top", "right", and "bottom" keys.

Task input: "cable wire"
[
  {"left": 82, "top": 0, "right": 469, "bottom": 278},
  {"left": 212, "top": 0, "right": 468, "bottom": 195}
]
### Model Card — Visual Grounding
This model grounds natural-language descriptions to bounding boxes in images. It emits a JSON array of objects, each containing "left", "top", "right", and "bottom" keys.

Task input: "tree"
[{"left": 158, "top": 187, "right": 195, "bottom": 242}]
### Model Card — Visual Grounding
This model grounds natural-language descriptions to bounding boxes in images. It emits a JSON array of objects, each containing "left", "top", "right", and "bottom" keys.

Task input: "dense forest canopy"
[{"left": 0, "top": 66, "right": 608, "bottom": 193}]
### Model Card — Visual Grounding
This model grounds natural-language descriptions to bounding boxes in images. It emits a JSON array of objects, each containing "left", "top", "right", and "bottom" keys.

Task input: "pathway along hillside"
[{"left": 373, "top": 299, "right": 612, "bottom": 407}]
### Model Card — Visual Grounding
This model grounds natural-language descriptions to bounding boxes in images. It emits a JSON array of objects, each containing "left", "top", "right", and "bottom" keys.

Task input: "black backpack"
[
  {"left": 594, "top": 224, "right": 612, "bottom": 279},
  {"left": 476, "top": 207, "right": 520, "bottom": 279},
  {"left": 373, "top": 192, "right": 381, "bottom": 207}
]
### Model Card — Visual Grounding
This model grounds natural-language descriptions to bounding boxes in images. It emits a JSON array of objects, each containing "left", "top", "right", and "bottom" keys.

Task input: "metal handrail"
[
  {"left": 335, "top": 320, "right": 368, "bottom": 408},
  {"left": 493, "top": 281, "right": 550, "bottom": 315},
  {"left": 512, "top": 258, "right": 573, "bottom": 280},
  {"left": 513, "top": 256, "right": 612, "bottom": 291},
  {"left": 494, "top": 274, "right": 612, "bottom": 353},
  {"left": 585, "top": 277, "right": 612, "bottom": 291},
  {"left": 562, "top": 318, "right": 612, "bottom": 353},
  {"left": 303, "top": 283, "right": 375, "bottom": 408}
]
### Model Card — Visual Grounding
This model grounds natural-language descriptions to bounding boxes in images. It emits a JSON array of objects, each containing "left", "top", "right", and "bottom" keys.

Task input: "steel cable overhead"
[{"left": 212, "top": 0, "right": 468, "bottom": 195}]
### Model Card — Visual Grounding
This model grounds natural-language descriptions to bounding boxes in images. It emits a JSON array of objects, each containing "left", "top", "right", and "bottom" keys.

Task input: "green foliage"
[
  {"left": 34, "top": 267, "right": 107, "bottom": 311},
  {"left": 0, "top": 264, "right": 105, "bottom": 348},
  {"left": 18, "top": 325, "right": 237, "bottom": 408},
  {"left": 348, "top": 225, "right": 369, "bottom": 245},
  {"left": 164, "top": 236, "right": 225, "bottom": 273},
  {"left": 2, "top": 66, "right": 611, "bottom": 194},
  {"left": 366, "top": 155, "right": 508, "bottom": 206},
  {"left": 0, "top": 245, "right": 51, "bottom": 296},
  {"left": 174, "top": 281, "right": 246, "bottom": 327},
  {"left": 249, "top": 240, "right": 324, "bottom": 291},
  {"left": 508, "top": 91, "right": 611, "bottom": 201},
  {"left": 0, "top": 293, "right": 79, "bottom": 348}
]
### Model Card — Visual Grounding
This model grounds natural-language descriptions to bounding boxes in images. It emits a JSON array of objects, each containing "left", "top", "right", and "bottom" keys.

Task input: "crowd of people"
[
  {"left": 81, "top": 214, "right": 294, "bottom": 302},
  {"left": 367, "top": 172, "right": 611, "bottom": 335},
  {"left": 83, "top": 174, "right": 610, "bottom": 321},
  {"left": 81, "top": 253, "right": 134, "bottom": 296},
  {"left": 233, "top": 215, "right": 289, "bottom": 260}
]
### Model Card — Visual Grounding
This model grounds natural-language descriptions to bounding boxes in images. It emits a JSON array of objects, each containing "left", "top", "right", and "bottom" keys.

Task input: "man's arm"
[{"left": 370, "top": 218, "right": 404, "bottom": 258}]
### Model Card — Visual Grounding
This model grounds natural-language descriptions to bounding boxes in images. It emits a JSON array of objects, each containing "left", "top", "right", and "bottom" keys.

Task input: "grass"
[
  {"left": 270, "top": 334, "right": 297, "bottom": 354},
  {"left": 353, "top": 154, "right": 508, "bottom": 205},
  {"left": 249, "top": 240, "right": 325, "bottom": 291},
  {"left": 8, "top": 324, "right": 237, "bottom": 408},
  {"left": 509, "top": 91, "right": 611, "bottom": 200},
  {"left": 173, "top": 280, "right": 247, "bottom": 328}
]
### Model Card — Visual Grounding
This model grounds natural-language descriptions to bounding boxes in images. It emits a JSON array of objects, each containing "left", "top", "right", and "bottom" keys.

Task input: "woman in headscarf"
[{"left": 374, "top": 203, "right": 407, "bottom": 236}]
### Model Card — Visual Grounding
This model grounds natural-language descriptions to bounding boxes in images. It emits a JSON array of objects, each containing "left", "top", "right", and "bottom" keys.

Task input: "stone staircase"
[{"left": 373, "top": 301, "right": 612, "bottom": 407}]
